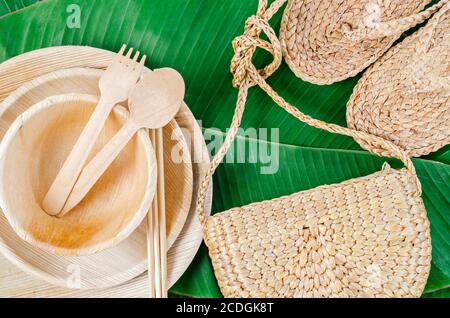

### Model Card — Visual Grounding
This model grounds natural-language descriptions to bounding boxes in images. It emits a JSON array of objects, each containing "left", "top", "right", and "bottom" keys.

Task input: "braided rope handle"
[
  {"left": 344, "top": 0, "right": 448, "bottom": 40},
  {"left": 196, "top": 0, "right": 425, "bottom": 225}
]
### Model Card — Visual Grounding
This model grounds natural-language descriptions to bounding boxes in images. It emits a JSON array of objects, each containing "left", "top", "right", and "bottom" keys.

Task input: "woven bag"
[
  {"left": 195, "top": 0, "right": 432, "bottom": 298},
  {"left": 347, "top": 0, "right": 450, "bottom": 157},
  {"left": 279, "top": 0, "right": 446, "bottom": 84}
]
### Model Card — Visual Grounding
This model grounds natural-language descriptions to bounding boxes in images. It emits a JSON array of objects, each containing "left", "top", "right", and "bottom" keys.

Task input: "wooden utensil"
[
  {"left": 0, "top": 48, "right": 211, "bottom": 296},
  {"left": 150, "top": 128, "right": 166, "bottom": 297},
  {"left": 42, "top": 44, "right": 146, "bottom": 216},
  {"left": 59, "top": 68, "right": 184, "bottom": 298},
  {"left": 59, "top": 68, "right": 185, "bottom": 216},
  {"left": 128, "top": 68, "right": 184, "bottom": 298},
  {"left": 0, "top": 94, "right": 156, "bottom": 256}
]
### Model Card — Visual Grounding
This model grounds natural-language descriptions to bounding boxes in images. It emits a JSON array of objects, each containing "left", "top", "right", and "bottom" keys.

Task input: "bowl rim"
[{"left": 0, "top": 93, "right": 156, "bottom": 256}]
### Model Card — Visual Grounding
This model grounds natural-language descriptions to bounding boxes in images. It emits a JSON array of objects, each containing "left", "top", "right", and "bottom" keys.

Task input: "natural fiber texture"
[
  {"left": 205, "top": 166, "right": 431, "bottom": 297},
  {"left": 279, "top": 0, "right": 445, "bottom": 85},
  {"left": 347, "top": 1, "right": 450, "bottom": 157},
  {"left": 195, "top": 0, "right": 432, "bottom": 298}
]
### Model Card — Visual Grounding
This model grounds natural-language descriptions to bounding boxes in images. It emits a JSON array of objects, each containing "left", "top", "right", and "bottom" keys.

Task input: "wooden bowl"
[
  {"left": 0, "top": 93, "right": 156, "bottom": 256},
  {"left": 0, "top": 68, "right": 193, "bottom": 249},
  {"left": 0, "top": 46, "right": 211, "bottom": 292}
]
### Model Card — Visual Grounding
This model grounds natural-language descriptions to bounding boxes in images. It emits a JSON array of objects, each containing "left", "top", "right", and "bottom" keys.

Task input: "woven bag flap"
[{"left": 205, "top": 167, "right": 431, "bottom": 298}]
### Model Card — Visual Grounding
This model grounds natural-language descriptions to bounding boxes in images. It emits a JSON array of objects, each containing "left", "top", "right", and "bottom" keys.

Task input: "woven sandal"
[
  {"left": 347, "top": 1, "right": 450, "bottom": 157},
  {"left": 195, "top": 0, "right": 431, "bottom": 298},
  {"left": 279, "top": 0, "right": 446, "bottom": 85}
]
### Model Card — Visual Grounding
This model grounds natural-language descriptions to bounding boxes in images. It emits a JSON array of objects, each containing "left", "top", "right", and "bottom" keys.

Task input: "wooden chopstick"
[
  {"left": 152, "top": 187, "right": 162, "bottom": 298},
  {"left": 148, "top": 128, "right": 167, "bottom": 298},
  {"left": 148, "top": 129, "right": 162, "bottom": 298},
  {"left": 147, "top": 130, "right": 157, "bottom": 298},
  {"left": 146, "top": 211, "right": 156, "bottom": 298},
  {"left": 156, "top": 128, "right": 168, "bottom": 298}
]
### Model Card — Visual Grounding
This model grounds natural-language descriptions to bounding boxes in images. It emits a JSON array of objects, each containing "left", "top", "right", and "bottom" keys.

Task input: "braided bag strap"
[{"left": 196, "top": 0, "right": 422, "bottom": 225}]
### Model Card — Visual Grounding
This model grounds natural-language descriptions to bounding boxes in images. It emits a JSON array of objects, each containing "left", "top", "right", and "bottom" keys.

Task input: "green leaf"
[
  {"left": 425, "top": 146, "right": 450, "bottom": 165},
  {"left": 0, "top": 0, "right": 39, "bottom": 17},
  {"left": 422, "top": 287, "right": 450, "bottom": 298},
  {"left": 0, "top": 0, "right": 448, "bottom": 298}
]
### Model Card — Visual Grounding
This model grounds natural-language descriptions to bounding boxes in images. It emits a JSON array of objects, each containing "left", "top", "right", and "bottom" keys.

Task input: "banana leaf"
[
  {"left": 0, "top": 0, "right": 39, "bottom": 16},
  {"left": 0, "top": 0, "right": 448, "bottom": 298},
  {"left": 422, "top": 287, "right": 450, "bottom": 298}
]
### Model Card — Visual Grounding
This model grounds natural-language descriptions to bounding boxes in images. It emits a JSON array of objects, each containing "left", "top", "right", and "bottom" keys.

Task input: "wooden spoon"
[
  {"left": 59, "top": 68, "right": 185, "bottom": 216},
  {"left": 42, "top": 45, "right": 146, "bottom": 216}
]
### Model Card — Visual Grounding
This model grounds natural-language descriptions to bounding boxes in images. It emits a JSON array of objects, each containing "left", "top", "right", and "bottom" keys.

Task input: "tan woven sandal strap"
[
  {"left": 415, "top": 1, "right": 450, "bottom": 53},
  {"left": 409, "top": 2, "right": 450, "bottom": 93},
  {"left": 196, "top": 0, "right": 422, "bottom": 225},
  {"left": 345, "top": 0, "right": 447, "bottom": 40}
]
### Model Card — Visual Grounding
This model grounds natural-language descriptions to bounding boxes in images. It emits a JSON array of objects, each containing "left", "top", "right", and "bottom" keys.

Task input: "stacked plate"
[{"left": 0, "top": 46, "right": 212, "bottom": 297}]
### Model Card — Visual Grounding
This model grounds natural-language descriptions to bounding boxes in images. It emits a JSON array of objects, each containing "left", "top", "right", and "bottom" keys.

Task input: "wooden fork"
[{"left": 42, "top": 44, "right": 146, "bottom": 216}]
